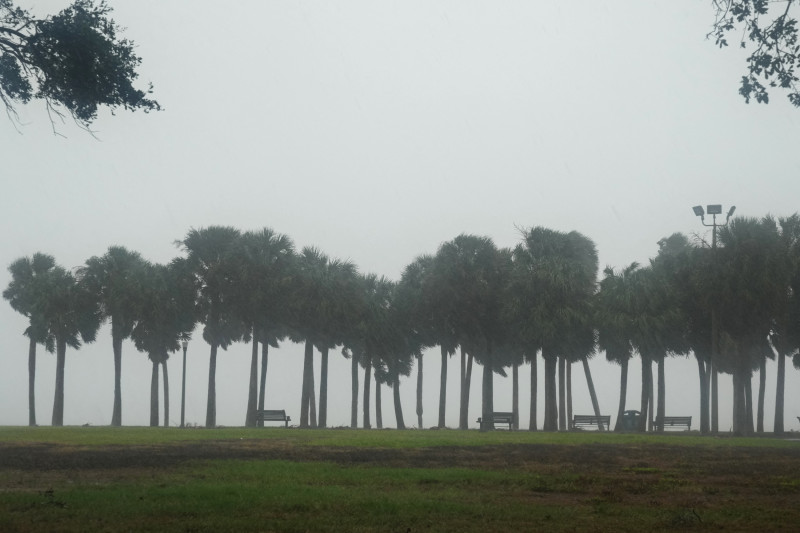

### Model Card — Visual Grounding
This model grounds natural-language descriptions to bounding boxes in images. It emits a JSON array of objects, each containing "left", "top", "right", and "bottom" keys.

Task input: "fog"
[{"left": 2, "top": 1, "right": 799, "bottom": 430}]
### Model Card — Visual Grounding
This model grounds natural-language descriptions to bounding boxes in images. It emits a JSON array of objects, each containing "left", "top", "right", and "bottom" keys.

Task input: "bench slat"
[
  {"left": 255, "top": 410, "right": 291, "bottom": 427},
  {"left": 652, "top": 416, "right": 691, "bottom": 431},
  {"left": 477, "top": 412, "right": 515, "bottom": 430},
  {"left": 571, "top": 415, "right": 610, "bottom": 431}
]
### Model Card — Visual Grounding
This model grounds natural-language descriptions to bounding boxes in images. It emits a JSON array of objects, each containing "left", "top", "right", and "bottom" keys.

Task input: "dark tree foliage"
[
  {"left": 711, "top": 0, "right": 800, "bottom": 106},
  {"left": 0, "top": 0, "right": 159, "bottom": 129}
]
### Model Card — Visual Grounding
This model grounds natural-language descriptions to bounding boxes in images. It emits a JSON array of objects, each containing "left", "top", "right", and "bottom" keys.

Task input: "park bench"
[
  {"left": 571, "top": 414, "right": 610, "bottom": 431},
  {"left": 652, "top": 416, "right": 692, "bottom": 431},
  {"left": 255, "top": 409, "right": 291, "bottom": 427},
  {"left": 477, "top": 411, "right": 514, "bottom": 430}
]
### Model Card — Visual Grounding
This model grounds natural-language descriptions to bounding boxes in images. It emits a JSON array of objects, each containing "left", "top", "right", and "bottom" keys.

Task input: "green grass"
[
  {"left": 2, "top": 427, "right": 799, "bottom": 531},
  {"left": 0, "top": 458, "right": 714, "bottom": 532},
  {"left": 2, "top": 455, "right": 798, "bottom": 532},
  {"left": 0, "top": 425, "right": 798, "bottom": 448}
]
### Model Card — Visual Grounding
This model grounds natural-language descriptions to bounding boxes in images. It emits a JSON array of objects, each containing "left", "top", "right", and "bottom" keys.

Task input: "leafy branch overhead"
[
  {"left": 712, "top": 0, "right": 800, "bottom": 106},
  {"left": 0, "top": 0, "right": 159, "bottom": 129}
]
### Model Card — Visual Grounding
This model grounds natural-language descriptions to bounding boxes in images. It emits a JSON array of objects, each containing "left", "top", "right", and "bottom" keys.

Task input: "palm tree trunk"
[
  {"left": 300, "top": 340, "right": 313, "bottom": 428},
  {"left": 543, "top": 351, "right": 558, "bottom": 431},
  {"left": 350, "top": 354, "right": 359, "bottom": 429},
  {"left": 416, "top": 353, "right": 423, "bottom": 429},
  {"left": 613, "top": 358, "right": 628, "bottom": 432},
  {"left": 438, "top": 346, "right": 447, "bottom": 428},
  {"left": 246, "top": 329, "right": 259, "bottom": 427},
  {"left": 744, "top": 372, "right": 754, "bottom": 434},
  {"left": 319, "top": 347, "right": 329, "bottom": 428},
  {"left": 582, "top": 357, "right": 604, "bottom": 431},
  {"left": 375, "top": 379, "right": 383, "bottom": 429},
  {"left": 162, "top": 359, "right": 170, "bottom": 428},
  {"left": 656, "top": 357, "right": 665, "bottom": 433},
  {"left": 529, "top": 352, "right": 538, "bottom": 431},
  {"left": 774, "top": 350, "right": 786, "bottom": 435},
  {"left": 566, "top": 361, "right": 573, "bottom": 428},
  {"left": 258, "top": 342, "right": 269, "bottom": 428},
  {"left": 711, "top": 361, "right": 719, "bottom": 432},
  {"left": 309, "top": 363, "right": 317, "bottom": 428},
  {"left": 757, "top": 357, "right": 766, "bottom": 433},
  {"left": 558, "top": 356, "right": 566, "bottom": 431},
  {"left": 393, "top": 375, "right": 405, "bottom": 429},
  {"left": 464, "top": 351, "right": 473, "bottom": 426},
  {"left": 52, "top": 337, "right": 67, "bottom": 427},
  {"left": 150, "top": 359, "right": 159, "bottom": 427},
  {"left": 28, "top": 337, "right": 36, "bottom": 427},
  {"left": 206, "top": 343, "right": 218, "bottom": 428},
  {"left": 459, "top": 348, "right": 472, "bottom": 430},
  {"left": 647, "top": 363, "right": 654, "bottom": 432},
  {"left": 111, "top": 326, "right": 123, "bottom": 427},
  {"left": 363, "top": 362, "right": 372, "bottom": 429},
  {"left": 458, "top": 348, "right": 466, "bottom": 429},
  {"left": 480, "top": 358, "right": 494, "bottom": 431},
  {"left": 638, "top": 354, "right": 650, "bottom": 432},
  {"left": 512, "top": 363, "right": 519, "bottom": 430},
  {"left": 696, "top": 355, "right": 709, "bottom": 434},
  {"left": 732, "top": 369, "right": 745, "bottom": 435}
]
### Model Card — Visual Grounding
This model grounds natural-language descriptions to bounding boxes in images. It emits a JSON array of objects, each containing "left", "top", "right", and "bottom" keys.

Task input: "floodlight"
[
  {"left": 693, "top": 205, "right": 705, "bottom": 217},
  {"left": 707, "top": 204, "right": 722, "bottom": 215},
  {"left": 727, "top": 206, "right": 736, "bottom": 218}
]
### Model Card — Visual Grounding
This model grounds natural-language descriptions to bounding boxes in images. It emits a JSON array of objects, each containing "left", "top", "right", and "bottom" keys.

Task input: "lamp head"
[
  {"left": 182, "top": 340, "right": 188, "bottom": 350},
  {"left": 727, "top": 205, "right": 736, "bottom": 219},
  {"left": 693, "top": 205, "right": 705, "bottom": 217},
  {"left": 707, "top": 204, "right": 722, "bottom": 215}
]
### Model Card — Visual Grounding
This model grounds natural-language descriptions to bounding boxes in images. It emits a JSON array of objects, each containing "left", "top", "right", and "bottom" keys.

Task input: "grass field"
[{"left": 1, "top": 427, "right": 799, "bottom": 532}]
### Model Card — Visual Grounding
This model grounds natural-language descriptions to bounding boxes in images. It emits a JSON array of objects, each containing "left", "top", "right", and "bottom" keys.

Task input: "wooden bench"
[
  {"left": 256, "top": 409, "right": 291, "bottom": 427},
  {"left": 652, "top": 416, "right": 692, "bottom": 431},
  {"left": 571, "top": 414, "right": 610, "bottom": 431},
  {"left": 477, "top": 411, "right": 514, "bottom": 430}
]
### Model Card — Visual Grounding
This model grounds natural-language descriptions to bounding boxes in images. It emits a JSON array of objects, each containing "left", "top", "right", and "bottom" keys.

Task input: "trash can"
[{"left": 621, "top": 410, "right": 641, "bottom": 431}]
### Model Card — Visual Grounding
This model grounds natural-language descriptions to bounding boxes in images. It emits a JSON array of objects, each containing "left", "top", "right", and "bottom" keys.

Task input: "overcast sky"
[{"left": 2, "top": 1, "right": 800, "bottom": 430}]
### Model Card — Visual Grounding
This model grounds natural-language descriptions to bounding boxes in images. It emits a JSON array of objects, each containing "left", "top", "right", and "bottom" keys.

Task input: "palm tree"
[
  {"left": 512, "top": 227, "right": 598, "bottom": 431},
  {"left": 351, "top": 273, "right": 393, "bottom": 429},
  {"left": 234, "top": 229, "right": 295, "bottom": 427},
  {"left": 396, "top": 255, "right": 436, "bottom": 429},
  {"left": 130, "top": 260, "right": 197, "bottom": 428},
  {"left": 770, "top": 214, "right": 800, "bottom": 435},
  {"left": 647, "top": 237, "right": 692, "bottom": 432},
  {"left": 650, "top": 233, "right": 715, "bottom": 434},
  {"left": 78, "top": 246, "right": 146, "bottom": 426},
  {"left": 177, "top": 226, "right": 247, "bottom": 428},
  {"left": 715, "top": 217, "right": 785, "bottom": 435},
  {"left": 625, "top": 262, "right": 688, "bottom": 432},
  {"left": 289, "top": 248, "right": 359, "bottom": 428},
  {"left": 318, "top": 262, "right": 361, "bottom": 428},
  {"left": 427, "top": 235, "right": 500, "bottom": 429},
  {"left": 596, "top": 263, "right": 639, "bottom": 431},
  {"left": 3, "top": 253, "right": 57, "bottom": 426},
  {"left": 440, "top": 239, "right": 510, "bottom": 432},
  {"left": 36, "top": 265, "right": 101, "bottom": 426},
  {"left": 377, "top": 279, "right": 419, "bottom": 430}
]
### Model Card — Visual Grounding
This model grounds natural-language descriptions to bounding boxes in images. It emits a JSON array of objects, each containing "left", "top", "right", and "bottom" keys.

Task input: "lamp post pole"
[
  {"left": 693, "top": 204, "right": 735, "bottom": 434},
  {"left": 180, "top": 340, "right": 188, "bottom": 428}
]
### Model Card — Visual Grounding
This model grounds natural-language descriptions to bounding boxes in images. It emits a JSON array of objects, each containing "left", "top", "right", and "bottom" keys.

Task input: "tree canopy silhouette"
[
  {"left": 0, "top": 0, "right": 159, "bottom": 130},
  {"left": 711, "top": 0, "right": 800, "bottom": 106}
]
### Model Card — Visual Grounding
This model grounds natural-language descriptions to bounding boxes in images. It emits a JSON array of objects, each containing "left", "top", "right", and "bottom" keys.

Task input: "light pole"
[
  {"left": 180, "top": 339, "right": 188, "bottom": 428},
  {"left": 692, "top": 204, "right": 735, "bottom": 433}
]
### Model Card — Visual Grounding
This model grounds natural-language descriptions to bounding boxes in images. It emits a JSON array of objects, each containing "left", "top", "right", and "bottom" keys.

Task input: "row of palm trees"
[{"left": 5, "top": 217, "right": 800, "bottom": 434}]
